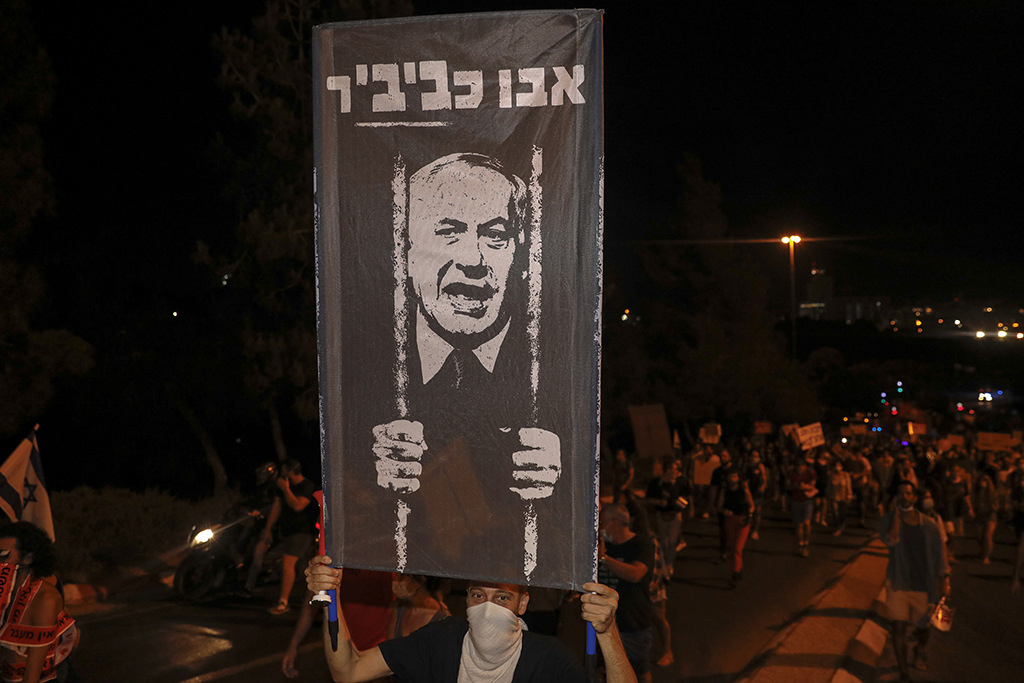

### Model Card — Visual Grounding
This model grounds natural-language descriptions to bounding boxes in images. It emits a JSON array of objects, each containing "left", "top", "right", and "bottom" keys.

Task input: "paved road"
[
  {"left": 874, "top": 521, "right": 1024, "bottom": 683},
  {"left": 67, "top": 506, "right": 877, "bottom": 683}
]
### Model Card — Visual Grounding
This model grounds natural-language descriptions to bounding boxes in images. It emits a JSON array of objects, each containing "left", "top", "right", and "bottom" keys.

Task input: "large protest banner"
[{"left": 313, "top": 11, "right": 604, "bottom": 589}]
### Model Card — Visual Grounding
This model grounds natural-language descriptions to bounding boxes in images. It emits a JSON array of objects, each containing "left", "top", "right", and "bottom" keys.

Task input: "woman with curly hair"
[{"left": 0, "top": 521, "right": 79, "bottom": 683}]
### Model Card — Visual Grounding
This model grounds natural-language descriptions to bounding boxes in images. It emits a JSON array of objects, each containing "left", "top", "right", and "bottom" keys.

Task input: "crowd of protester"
[
  {"left": 592, "top": 427, "right": 1024, "bottom": 675},
  {"left": 269, "top": 427, "right": 1024, "bottom": 681}
]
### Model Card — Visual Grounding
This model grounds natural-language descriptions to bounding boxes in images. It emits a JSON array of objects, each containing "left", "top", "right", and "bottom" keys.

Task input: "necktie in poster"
[{"left": 313, "top": 9, "right": 603, "bottom": 589}]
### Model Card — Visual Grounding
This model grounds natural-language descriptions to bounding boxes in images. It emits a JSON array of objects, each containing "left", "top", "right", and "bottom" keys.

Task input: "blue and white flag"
[{"left": 0, "top": 426, "right": 55, "bottom": 541}]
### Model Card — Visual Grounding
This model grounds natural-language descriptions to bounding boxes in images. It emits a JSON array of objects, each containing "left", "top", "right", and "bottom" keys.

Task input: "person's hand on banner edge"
[
  {"left": 510, "top": 427, "right": 561, "bottom": 500},
  {"left": 306, "top": 555, "right": 342, "bottom": 594},
  {"left": 579, "top": 582, "right": 617, "bottom": 634},
  {"left": 372, "top": 419, "right": 427, "bottom": 493}
]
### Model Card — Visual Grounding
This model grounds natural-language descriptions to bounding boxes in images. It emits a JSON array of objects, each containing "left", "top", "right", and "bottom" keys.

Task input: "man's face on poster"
[{"left": 408, "top": 161, "right": 520, "bottom": 338}]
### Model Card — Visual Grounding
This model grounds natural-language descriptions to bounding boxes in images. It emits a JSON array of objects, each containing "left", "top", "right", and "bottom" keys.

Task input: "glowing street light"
[{"left": 781, "top": 235, "right": 801, "bottom": 357}]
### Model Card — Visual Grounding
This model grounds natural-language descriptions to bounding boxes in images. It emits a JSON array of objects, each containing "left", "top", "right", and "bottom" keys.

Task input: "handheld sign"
[{"left": 313, "top": 10, "right": 604, "bottom": 589}]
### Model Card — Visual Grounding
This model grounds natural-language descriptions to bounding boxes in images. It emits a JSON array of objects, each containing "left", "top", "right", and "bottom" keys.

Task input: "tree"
[
  {"left": 197, "top": 0, "right": 414, "bottom": 461},
  {"left": 0, "top": 1, "right": 93, "bottom": 436},
  {"left": 603, "top": 155, "right": 819, "bottom": 445}
]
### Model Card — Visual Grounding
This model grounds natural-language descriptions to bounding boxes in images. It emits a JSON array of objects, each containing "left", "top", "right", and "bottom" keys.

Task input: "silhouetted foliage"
[{"left": 0, "top": 1, "right": 93, "bottom": 436}]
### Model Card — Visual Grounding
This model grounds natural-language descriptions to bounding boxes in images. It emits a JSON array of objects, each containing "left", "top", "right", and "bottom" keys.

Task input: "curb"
[
  {"left": 736, "top": 537, "right": 890, "bottom": 683},
  {"left": 63, "top": 545, "right": 187, "bottom": 606}
]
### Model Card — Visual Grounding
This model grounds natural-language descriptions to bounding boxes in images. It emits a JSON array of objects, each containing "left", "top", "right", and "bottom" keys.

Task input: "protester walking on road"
[
  {"left": 718, "top": 468, "right": 755, "bottom": 587},
  {"left": 880, "top": 482, "right": 951, "bottom": 682},
  {"left": 745, "top": 451, "right": 767, "bottom": 540},
  {"left": 599, "top": 503, "right": 656, "bottom": 683},
  {"left": 645, "top": 458, "right": 688, "bottom": 573},
  {"left": 973, "top": 472, "right": 998, "bottom": 564},
  {"left": 829, "top": 459, "right": 853, "bottom": 536},
  {"left": 789, "top": 453, "right": 817, "bottom": 557}
]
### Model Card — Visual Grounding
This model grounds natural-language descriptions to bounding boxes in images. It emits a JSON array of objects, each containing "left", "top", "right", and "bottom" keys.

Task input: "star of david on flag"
[{"left": 0, "top": 426, "right": 55, "bottom": 541}]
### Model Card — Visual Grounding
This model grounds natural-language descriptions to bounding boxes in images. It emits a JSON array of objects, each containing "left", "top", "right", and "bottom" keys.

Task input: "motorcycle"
[
  {"left": 175, "top": 462, "right": 283, "bottom": 602},
  {"left": 174, "top": 501, "right": 282, "bottom": 602}
]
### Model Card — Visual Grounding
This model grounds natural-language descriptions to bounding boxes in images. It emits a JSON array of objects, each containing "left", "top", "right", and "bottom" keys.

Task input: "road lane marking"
[{"left": 175, "top": 641, "right": 322, "bottom": 682}]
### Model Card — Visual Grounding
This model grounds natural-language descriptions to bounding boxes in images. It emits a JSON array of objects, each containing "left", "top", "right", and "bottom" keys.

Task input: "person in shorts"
[
  {"left": 789, "top": 453, "right": 817, "bottom": 557},
  {"left": 263, "top": 459, "right": 319, "bottom": 615},
  {"left": 880, "top": 482, "right": 950, "bottom": 680}
]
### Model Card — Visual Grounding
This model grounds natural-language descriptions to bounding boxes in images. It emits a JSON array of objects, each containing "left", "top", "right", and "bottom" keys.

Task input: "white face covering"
[{"left": 459, "top": 601, "right": 523, "bottom": 683}]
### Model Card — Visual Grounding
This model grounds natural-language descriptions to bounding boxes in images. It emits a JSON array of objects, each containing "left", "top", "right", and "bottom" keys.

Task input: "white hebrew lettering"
[
  {"left": 551, "top": 65, "right": 585, "bottom": 105},
  {"left": 372, "top": 63, "right": 406, "bottom": 112},
  {"left": 453, "top": 70, "right": 483, "bottom": 109},
  {"left": 498, "top": 69, "right": 513, "bottom": 109},
  {"left": 326, "top": 76, "right": 351, "bottom": 113},
  {"left": 419, "top": 61, "right": 452, "bottom": 111},
  {"left": 516, "top": 68, "right": 547, "bottom": 107},
  {"left": 325, "top": 63, "right": 587, "bottom": 115}
]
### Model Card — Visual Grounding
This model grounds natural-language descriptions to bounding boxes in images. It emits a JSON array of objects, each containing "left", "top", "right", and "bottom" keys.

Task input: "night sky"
[
  {"left": 12, "top": 1, "right": 1022, "bottom": 489},
  {"left": 27, "top": 0, "right": 1022, "bottom": 316}
]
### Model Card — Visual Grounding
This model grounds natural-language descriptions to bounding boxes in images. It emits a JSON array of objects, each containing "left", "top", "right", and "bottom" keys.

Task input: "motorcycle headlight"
[{"left": 193, "top": 528, "right": 215, "bottom": 545}]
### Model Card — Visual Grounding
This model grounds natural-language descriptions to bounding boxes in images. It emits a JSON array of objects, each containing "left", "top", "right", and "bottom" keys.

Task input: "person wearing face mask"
[
  {"left": 880, "top": 482, "right": 950, "bottom": 680},
  {"left": 597, "top": 504, "right": 655, "bottom": 683},
  {"left": 305, "top": 558, "right": 636, "bottom": 683}
]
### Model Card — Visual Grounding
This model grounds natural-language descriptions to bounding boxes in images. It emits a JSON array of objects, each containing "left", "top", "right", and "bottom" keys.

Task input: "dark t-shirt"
[
  {"left": 278, "top": 478, "right": 318, "bottom": 537},
  {"left": 789, "top": 465, "right": 816, "bottom": 502},
  {"left": 598, "top": 534, "right": 654, "bottom": 632},
  {"left": 645, "top": 477, "right": 687, "bottom": 513},
  {"left": 379, "top": 617, "right": 586, "bottom": 683}
]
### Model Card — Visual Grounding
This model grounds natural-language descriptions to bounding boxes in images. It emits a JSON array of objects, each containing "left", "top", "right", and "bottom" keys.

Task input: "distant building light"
[
  {"left": 938, "top": 319, "right": 944, "bottom": 324},
  {"left": 998, "top": 330, "right": 1008, "bottom": 338},
  {"left": 985, "top": 307, "right": 993, "bottom": 312},
  {"left": 955, "top": 319, "right": 961, "bottom": 325},
  {"left": 915, "top": 320, "right": 922, "bottom": 326},
  {"left": 977, "top": 331, "right": 986, "bottom": 338},
  {"left": 925, "top": 308, "right": 933, "bottom": 314},
  {"left": 881, "top": 392, "right": 887, "bottom": 398},
  {"left": 897, "top": 381, "right": 903, "bottom": 386},
  {"left": 173, "top": 312, "right": 178, "bottom": 317}
]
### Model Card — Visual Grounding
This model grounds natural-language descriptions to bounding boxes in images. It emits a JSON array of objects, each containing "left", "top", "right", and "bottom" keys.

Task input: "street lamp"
[{"left": 781, "top": 235, "right": 801, "bottom": 356}]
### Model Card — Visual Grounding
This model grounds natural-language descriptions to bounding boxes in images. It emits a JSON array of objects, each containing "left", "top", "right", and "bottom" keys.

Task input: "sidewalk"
[{"left": 737, "top": 537, "right": 890, "bottom": 683}]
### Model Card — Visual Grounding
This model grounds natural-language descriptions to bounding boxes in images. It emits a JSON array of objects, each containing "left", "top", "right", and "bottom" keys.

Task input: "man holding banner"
[{"left": 306, "top": 558, "right": 637, "bottom": 683}]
